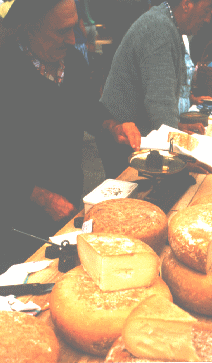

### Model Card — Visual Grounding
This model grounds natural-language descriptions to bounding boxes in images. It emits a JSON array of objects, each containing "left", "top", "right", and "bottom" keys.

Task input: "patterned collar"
[{"left": 18, "top": 38, "right": 65, "bottom": 86}]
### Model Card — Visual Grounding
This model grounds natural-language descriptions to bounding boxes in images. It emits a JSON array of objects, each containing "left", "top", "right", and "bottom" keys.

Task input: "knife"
[{"left": 0, "top": 283, "right": 55, "bottom": 296}]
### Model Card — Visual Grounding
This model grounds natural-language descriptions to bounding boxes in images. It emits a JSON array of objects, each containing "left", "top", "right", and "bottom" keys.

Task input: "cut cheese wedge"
[
  {"left": 77, "top": 233, "right": 160, "bottom": 291},
  {"left": 123, "top": 294, "right": 199, "bottom": 362},
  {"left": 168, "top": 132, "right": 199, "bottom": 151}
]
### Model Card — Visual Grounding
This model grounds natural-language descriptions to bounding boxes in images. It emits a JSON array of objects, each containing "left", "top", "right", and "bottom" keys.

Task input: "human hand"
[
  {"left": 178, "top": 122, "right": 205, "bottom": 135},
  {"left": 198, "top": 96, "right": 212, "bottom": 104},
  {"left": 110, "top": 122, "right": 141, "bottom": 151},
  {"left": 30, "top": 186, "right": 78, "bottom": 221},
  {"left": 191, "top": 94, "right": 212, "bottom": 105},
  {"left": 186, "top": 161, "right": 212, "bottom": 174},
  {"left": 44, "top": 194, "right": 78, "bottom": 221}
]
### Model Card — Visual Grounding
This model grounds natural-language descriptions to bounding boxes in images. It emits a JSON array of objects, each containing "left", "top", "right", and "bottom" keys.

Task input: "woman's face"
[{"left": 28, "top": 0, "right": 78, "bottom": 62}]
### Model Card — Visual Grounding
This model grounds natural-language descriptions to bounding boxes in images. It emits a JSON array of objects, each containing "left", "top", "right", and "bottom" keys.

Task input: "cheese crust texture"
[
  {"left": 190, "top": 193, "right": 212, "bottom": 207},
  {"left": 122, "top": 295, "right": 198, "bottom": 362},
  {"left": 168, "top": 203, "right": 212, "bottom": 274},
  {"left": 106, "top": 323, "right": 212, "bottom": 362},
  {"left": 77, "top": 233, "right": 160, "bottom": 291},
  {"left": 50, "top": 265, "right": 172, "bottom": 357},
  {"left": 83, "top": 199, "right": 168, "bottom": 255},
  {"left": 161, "top": 247, "right": 212, "bottom": 316},
  {"left": 105, "top": 336, "right": 154, "bottom": 362},
  {"left": 0, "top": 311, "right": 59, "bottom": 363}
]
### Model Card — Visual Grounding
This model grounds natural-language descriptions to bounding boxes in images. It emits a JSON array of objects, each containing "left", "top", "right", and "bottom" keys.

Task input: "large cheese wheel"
[
  {"left": 161, "top": 247, "right": 212, "bottom": 316},
  {"left": 83, "top": 199, "right": 168, "bottom": 255},
  {"left": 168, "top": 203, "right": 212, "bottom": 274},
  {"left": 50, "top": 265, "right": 172, "bottom": 357},
  {"left": 0, "top": 311, "right": 59, "bottom": 363}
]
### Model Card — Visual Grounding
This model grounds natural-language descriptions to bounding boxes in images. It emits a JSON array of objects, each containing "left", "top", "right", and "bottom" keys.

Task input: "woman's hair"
[{"left": 2, "top": 0, "right": 63, "bottom": 30}]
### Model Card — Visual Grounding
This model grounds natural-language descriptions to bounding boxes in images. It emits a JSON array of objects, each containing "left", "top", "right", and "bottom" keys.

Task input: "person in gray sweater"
[{"left": 97, "top": 0, "right": 212, "bottom": 177}]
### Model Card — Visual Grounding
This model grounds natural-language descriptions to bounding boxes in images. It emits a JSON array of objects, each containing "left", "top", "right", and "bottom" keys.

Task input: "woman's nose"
[{"left": 64, "top": 29, "right": 75, "bottom": 45}]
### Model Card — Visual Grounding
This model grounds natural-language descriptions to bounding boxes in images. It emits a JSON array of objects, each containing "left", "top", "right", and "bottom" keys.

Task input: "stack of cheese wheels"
[
  {"left": 161, "top": 203, "right": 212, "bottom": 315},
  {"left": 50, "top": 233, "right": 172, "bottom": 357},
  {"left": 83, "top": 199, "right": 168, "bottom": 255},
  {"left": 105, "top": 295, "right": 212, "bottom": 362},
  {"left": 0, "top": 311, "right": 59, "bottom": 363}
]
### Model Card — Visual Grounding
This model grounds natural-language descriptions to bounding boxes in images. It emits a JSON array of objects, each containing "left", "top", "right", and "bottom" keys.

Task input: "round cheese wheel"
[
  {"left": 168, "top": 203, "right": 212, "bottom": 274},
  {"left": 161, "top": 247, "right": 212, "bottom": 316},
  {"left": 50, "top": 265, "right": 172, "bottom": 357},
  {"left": 190, "top": 194, "right": 212, "bottom": 207},
  {"left": 0, "top": 311, "right": 59, "bottom": 363},
  {"left": 83, "top": 199, "right": 168, "bottom": 255}
]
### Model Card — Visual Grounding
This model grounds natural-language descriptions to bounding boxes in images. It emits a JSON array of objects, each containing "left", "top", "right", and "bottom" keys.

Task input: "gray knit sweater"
[{"left": 100, "top": 3, "right": 185, "bottom": 136}]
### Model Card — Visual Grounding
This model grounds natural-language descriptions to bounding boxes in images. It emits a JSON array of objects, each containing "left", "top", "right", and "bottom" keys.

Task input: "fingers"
[
  {"left": 187, "top": 123, "right": 205, "bottom": 135},
  {"left": 111, "top": 124, "right": 129, "bottom": 144},
  {"left": 119, "top": 123, "right": 141, "bottom": 150},
  {"left": 197, "top": 97, "right": 205, "bottom": 104},
  {"left": 45, "top": 194, "right": 77, "bottom": 221},
  {"left": 111, "top": 122, "right": 141, "bottom": 150},
  {"left": 200, "top": 96, "right": 212, "bottom": 101},
  {"left": 125, "top": 124, "right": 141, "bottom": 151},
  {"left": 187, "top": 161, "right": 212, "bottom": 174},
  {"left": 197, "top": 96, "right": 212, "bottom": 104},
  {"left": 178, "top": 122, "right": 205, "bottom": 135}
]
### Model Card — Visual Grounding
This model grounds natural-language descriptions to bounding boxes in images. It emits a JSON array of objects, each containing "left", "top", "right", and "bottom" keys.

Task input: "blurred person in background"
[
  {"left": 82, "top": 0, "right": 97, "bottom": 54},
  {"left": 74, "top": 0, "right": 89, "bottom": 64}
]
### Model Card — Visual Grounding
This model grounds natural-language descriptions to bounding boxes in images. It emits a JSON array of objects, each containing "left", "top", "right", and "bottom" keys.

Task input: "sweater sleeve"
[{"left": 139, "top": 42, "right": 180, "bottom": 131}]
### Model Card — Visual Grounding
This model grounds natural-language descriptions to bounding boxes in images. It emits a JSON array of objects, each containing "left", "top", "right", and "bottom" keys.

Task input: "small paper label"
[{"left": 82, "top": 219, "right": 93, "bottom": 233}]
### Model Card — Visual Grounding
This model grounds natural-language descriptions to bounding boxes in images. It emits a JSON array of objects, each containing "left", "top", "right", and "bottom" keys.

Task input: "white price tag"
[{"left": 82, "top": 219, "right": 93, "bottom": 233}]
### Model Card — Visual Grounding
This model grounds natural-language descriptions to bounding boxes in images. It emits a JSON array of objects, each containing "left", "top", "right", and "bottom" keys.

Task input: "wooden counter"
[{"left": 18, "top": 168, "right": 212, "bottom": 363}]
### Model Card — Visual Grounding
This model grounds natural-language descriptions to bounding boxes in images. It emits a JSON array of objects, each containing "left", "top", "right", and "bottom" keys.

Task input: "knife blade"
[{"left": 0, "top": 283, "right": 55, "bottom": 296}]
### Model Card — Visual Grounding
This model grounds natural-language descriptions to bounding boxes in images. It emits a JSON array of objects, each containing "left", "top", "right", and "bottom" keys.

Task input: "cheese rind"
[
  {"left": 0, "top": 311, "right": 59, "bottom": 363},
  {"left": 50, "top": 265, "right": 172, "bottom": 357},
  {"left": 124, "top": 319, "right": 198, "bottom": 362},
  {"left": 123, "top": 295, "right": 199, "bottom": 362},
  {"left": 161, "top": 247, "right": 212, "bottom": 316},
  {"left": 77, "top": 233, "right": 160, "bottom": 291},
  {"left": 190, "top": 193, "right": 212, "bottom": 207},
  {"left": 168, "top": 203, "right": 212, "bottom": 274},
  {"left": 106, "top": 323, "right": 212, "bottom": 363},
  {"left": 83, "top": 199, "right": 168, "bottom": 255}
]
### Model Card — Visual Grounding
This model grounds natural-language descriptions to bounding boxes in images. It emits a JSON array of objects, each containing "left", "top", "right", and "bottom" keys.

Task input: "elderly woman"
[{"left": 0, "top": 0, "right": 100, "bottom": 272}]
